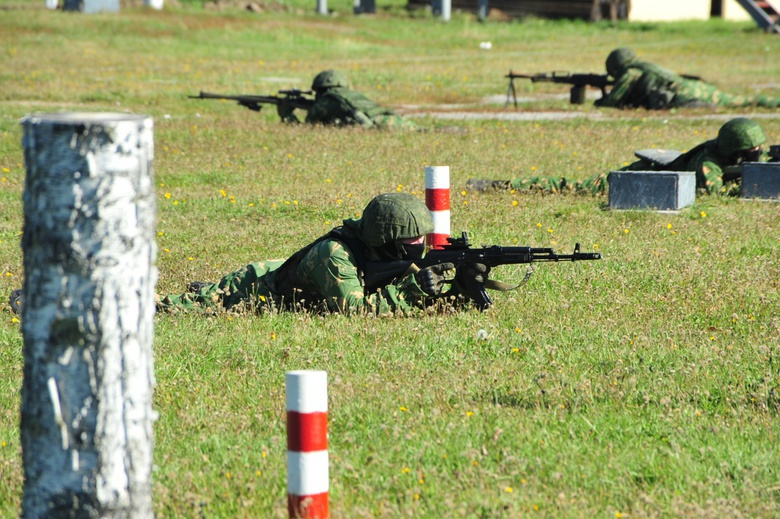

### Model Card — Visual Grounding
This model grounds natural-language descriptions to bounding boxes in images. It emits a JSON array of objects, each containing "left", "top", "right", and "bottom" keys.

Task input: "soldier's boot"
[
  {"left": 9, "top": 289, "right": 23, "bottom": 315},
  {"left": 466, "top": 179, "right": 512, "bottom": 191}
]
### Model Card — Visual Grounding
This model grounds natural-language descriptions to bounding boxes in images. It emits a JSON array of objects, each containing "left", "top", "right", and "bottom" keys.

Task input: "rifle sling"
[{"left": 484, "top": 265, "right": 535, "bottom": 291}]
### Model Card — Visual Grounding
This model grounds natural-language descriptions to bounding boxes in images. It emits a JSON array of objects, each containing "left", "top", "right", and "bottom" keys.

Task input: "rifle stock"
[
  {"left": 189, "top": 89, "right": 315, "bottom": 122},
  {"left": 364, "top": 232, "right": 601, "bottom": 310}
]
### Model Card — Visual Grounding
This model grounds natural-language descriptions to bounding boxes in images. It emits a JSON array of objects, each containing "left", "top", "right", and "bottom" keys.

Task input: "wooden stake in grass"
[
  {"left": 286, "top": 370, "right": 329, "bottom": 519},
  {"left": 19, "top": 112, "right": 157, "bottom": 519}
]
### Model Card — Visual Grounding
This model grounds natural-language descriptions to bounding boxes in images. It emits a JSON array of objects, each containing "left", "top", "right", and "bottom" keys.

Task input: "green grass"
[{"left": 2, "top": 4, "right": 780, "bottom": 518}]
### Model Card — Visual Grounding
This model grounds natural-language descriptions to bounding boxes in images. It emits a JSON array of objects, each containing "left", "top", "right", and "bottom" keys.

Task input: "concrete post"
[
  {"left": 441, "top": 0, "right": 451, "bottom": 20},
  {"left": 19, "top": 112, "right": 157, "bottom": 519},
  {"left": 477, "top": 0, "right": 488, "bottom": 21}
]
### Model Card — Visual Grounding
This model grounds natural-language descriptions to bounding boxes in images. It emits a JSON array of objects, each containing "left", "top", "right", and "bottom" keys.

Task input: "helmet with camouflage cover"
[
  {"left": 716, "top": 117, "right": 766, "bottom": 157},
  {"left": 311, "top": 70, "right": 349, "bottom": 92},
  {"left": 606, "top": 47, "right": 637, "bottom": 77},
  {"left": 357, "top": 193, "right": 433, "bottom": 259}
]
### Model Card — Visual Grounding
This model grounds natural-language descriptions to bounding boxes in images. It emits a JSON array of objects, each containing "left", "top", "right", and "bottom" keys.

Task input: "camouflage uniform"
[
  {"left": 595, "top": 48, "right": 780, "bottom": 110},
  {"left": 158, "top": 193, "right": 464, "bottom": 316},
  {"left": 466, "top": 118, "right": 767, "bottom": 197},
  {"left": 467, "top": 174, "right": 608, "bottom": 196},
  {"left": 304, "top": 70, "right": 418, "bottom": 131}
]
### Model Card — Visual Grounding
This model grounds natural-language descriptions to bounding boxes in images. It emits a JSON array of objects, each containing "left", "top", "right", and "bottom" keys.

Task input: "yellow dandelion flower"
[
  {"left": 533, "top": 505, "right": 539, "bottom": 511},
  {"left": 249, "top": 203, "right": 254, "bottom": 207},
  {"left": 536, "top": 222, "right": 542, "bottom": 227},
  {"left": 700, "top": 211, "right": 707, "bottom": 218},
  {"left": 512, "top": 200, "right": 519, "bottom": 207},
  {"left": 158, "top": 231, "right": 163, "bottom": 236},
  {"left": 473, "top": 460, "right": 478, "bottom": 466},
  {"left": 188, "top": 257, "right": 194, "bottom": 261},
  {"left": 466, "top": 411, "right": 474, "bottom": 417},
  {"left": 2, "top": 167, "right": 9, "bottom": 173},
  {"left": 164, "top": 248, "right": 170, "bottom": 253},
  {"left": 624, "top": 228, "right": 630, "bottom": 234},
  {"left": 418, "top": 478, "right": 424, "bottom": 485},
  {"left": 461, "top": 190, "right": 467, "bottom": 196},
  {"left": 173, "top": 200, "right": 179, "bottom": 205},
  {"left": 512, "top": 348, "right": 519, "bottom": 353},
  {"left": 667, "top": 223, "right": 672, "bottom": 229},
  {"left": 225, "top": 472, "right": 231, "bottom": 479},
  {"left": 521, "top": 478, "right": 527, "bottom": 484},
  {"left": 616, "top": 513, "right": 623, "bottom": 519},
  {"left": 402, "top": 467, "right": 411, "bottom": 474},
  {"left": 505, "top": 487, "right": 513, "bottom": 493},
  {"left": 271, "top": 332, "right": 277, "bottom": 340},
  {"left": 259, "top": 295, "right": 266, "bottom": 302},
  {"left": 399, "top": 406, "right": 408, "bottom": 412},
  {"left": 12, "top": 318, "right": 19, "bottom": 323},
  {"left": 6, "top": 272, "right": 12, "bottom": 277},
  {"left": 547, "top": 228, "right": 553, "bottom": 233},
  {"left": 220, "top": 189, "right": 227, "bottom": 197},
  {"left": 256, "top": 470, "right": 262, "bottom": 476},
  {"left": 262, "top": 452, "right": 267, "bottom": 458},
  {"left": 414, "top": 493, "right": 419, "bottom": 500}
]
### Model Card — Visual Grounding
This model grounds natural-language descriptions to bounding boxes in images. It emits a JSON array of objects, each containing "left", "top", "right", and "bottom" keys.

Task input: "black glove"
[
  {"left": 454, "top": 263, "right": 492, "bottom": 309},
  {"left": 458, "top": 263, "right": 490, "bottom": 285},
  {"left": 415, "top": 263, "right": 455, "bottom": 297}
]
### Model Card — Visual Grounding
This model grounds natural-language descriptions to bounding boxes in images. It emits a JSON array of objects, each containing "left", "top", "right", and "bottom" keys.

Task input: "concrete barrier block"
[
  {"left": 741, "top": 162, "right": 780, "bottom": 200},
  {"left": 608, "top": 170, "right": 696, "bottom": 211}
]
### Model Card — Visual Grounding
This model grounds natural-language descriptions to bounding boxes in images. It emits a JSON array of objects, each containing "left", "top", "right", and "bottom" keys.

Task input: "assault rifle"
[
  {"left": 364, "top": 232, "right": 602, "bottom": 310},
  {"left": 505, "top": 71, "right": 613, "bottom": 107},
  {"left": 189, "top": 89, "right": 315, "bottom": 123},
  {"left": 722, "top": 144, "right": 780, "bottom": 183}
]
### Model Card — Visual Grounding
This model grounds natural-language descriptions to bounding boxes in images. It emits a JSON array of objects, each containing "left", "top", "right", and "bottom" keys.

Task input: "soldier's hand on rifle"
[
  {"left": 454, "top": 263, "right": 492, "bottom": 309},
  {"left": 457, "top": 263, "right": 490, "bottom": 286},
  {"left": 415, "top": 263, "right": 455, "bottom": 297}
]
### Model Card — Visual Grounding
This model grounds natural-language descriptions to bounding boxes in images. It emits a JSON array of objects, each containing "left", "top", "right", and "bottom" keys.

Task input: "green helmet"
[
  {"left": 606, "top": 47, "right": 637, "bottom": 77},
  {"left": 358, "top": 193, "right": 433, "bottom": 248},
  {"left": 716, "top": 117, "right": 766, "bottom": 157},
  {"left": 311, "top": 70, "right": 349, "bottom": 92}
]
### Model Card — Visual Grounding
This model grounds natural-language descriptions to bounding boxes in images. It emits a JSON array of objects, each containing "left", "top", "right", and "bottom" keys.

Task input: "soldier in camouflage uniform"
[
  {"left": 466, "top": 118, "right": 767, "bottom": 197},
  {"left": 304, "top": 70, "right": 418, "bottom": 130},
  {"left": 466, "top": 174, "right": 608, "bottom": 196},
  {"left": 595, "top": 47, "right": 780, "bottom": 110},
  {"left": 621, "top": 117, "right": 767, "bottom": 195},
  {"left": 156, "top": 193, "right": 484, "bottom": 316}
]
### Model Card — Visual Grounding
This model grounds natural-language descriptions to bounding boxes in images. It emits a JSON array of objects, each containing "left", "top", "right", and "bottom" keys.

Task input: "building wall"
[
  {"left": 629, "top": 0, "right": 709, "bottom": 21},
  {"left": 629, "top": 0, "right": 750, "bottom": 21},
  {"left": 722, "top": 0, "right": 751, "bottom": 21}
]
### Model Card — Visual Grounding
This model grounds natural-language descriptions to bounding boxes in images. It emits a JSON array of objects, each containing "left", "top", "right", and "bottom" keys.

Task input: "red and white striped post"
[
  {"left": 286, "top": 370, "right": 329, "bottom": 519},
  {"left": 425, "top": 165, "right": 451, "bottom": 250}
]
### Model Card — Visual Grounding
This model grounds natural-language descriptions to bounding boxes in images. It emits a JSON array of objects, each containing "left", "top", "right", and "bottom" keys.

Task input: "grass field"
[{"left": 1, "top": 2, "right": 780, "bottom": 517}]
